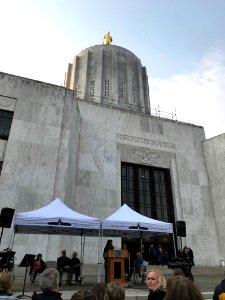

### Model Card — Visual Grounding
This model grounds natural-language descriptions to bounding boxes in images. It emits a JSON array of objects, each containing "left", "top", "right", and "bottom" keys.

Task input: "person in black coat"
[
  {"left": 103, "top": 240, "right": 114, "bottom": 283},
  {"left": 213, "top": 278, "right": 225, "bottom": 300},
  {"left": 56, "top": 250, "right": 70, "bottom": 286},
  {"left": 68, "top": 251, "right": 81, "bottom": 284},
  {"left": 146, "top": 268, "right": 166, "bottom": 300},
  {"left": 32, "top": 268, "right": 63, "bottom": 300}
]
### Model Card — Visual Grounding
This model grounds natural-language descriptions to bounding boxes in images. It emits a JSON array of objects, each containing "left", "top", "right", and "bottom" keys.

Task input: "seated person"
[
  {"left": 56, "top": 250, "right": 70, "bottom": 286},
  {"left": 0, "top": 271, "right": 17, "bottom": 300},
  {"left": 30, "top": 253, "right": 46, "bottom": 284},
  {"left": 133, "top": 252, "right": 146, "bottom": 281},
  {"left": 68, "top": 251, "right": 81, "bottom": 285}
]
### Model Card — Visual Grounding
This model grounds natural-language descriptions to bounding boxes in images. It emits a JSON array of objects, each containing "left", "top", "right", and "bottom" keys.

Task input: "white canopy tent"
[
  {"left": 13, "top": 201, "right": 175, "bottom": 283},
  {"left": 101, "top": 204, "right": 173, "bottom": 237},
  {"left": 14, "top": 201, "right": 173, "bottom": 238},
  {"left": 99, "top": 204, "right": 175, "bottom": 282},
  {"left": 13, "top": 198, "right": 101, "bottom": 276},
  {"left": 14, "top": 198, "right": 100, "bottom": 236}
]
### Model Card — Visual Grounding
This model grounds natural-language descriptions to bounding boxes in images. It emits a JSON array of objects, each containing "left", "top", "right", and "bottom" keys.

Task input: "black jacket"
[
  {"left": 213, "top": 279, "right": 225, "bottom": 300},
  {"left": 32, "top": 291, "right": 63, "bottom": 300},
  {"left": 70, "top": 257, "right": 81, "bottom": 268},
  {"left": 57, "top": 256, "right": 70, "bottom": 269},
  {"left": 147, "top": 289, "right": 166, "bottom": 300}
]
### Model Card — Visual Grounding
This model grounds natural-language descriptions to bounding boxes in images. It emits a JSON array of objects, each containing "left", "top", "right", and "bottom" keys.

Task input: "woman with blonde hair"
[
  {"left": 0, "top": 271, "right": 17, "bottom": 300},
  {"left": 146, "top": 268, "right": 166, "bottom": 300}
]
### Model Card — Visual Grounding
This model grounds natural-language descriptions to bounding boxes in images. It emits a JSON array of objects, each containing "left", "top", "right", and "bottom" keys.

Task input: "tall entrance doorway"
[{"left": 121, "top": 162, "right": 175, "bottom": 265}]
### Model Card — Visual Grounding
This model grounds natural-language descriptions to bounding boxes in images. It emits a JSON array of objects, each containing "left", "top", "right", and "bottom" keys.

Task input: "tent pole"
[
  {"left": 80, "top": 230, "right": 85, "bottom": 279},
  {"left": 80, "top": 232, "right": 83, "bottom": 264},
  {"left": 81, "top": 234, "right": 85, "bottom": 278},
  {"left": 172, "top": 233, "right": 176, "bottom": 257},
  {"left": 83, "top": 235, "right": 85, "bottom": 264},
  {"left": 9, "top": 228, "right": 16, "bottom": 249},
  {"left": 100, "top": 224, "right": 103, "bottom": 283},
  {"left": 97, "top": 223, "right": 102, "bottom": 283}
]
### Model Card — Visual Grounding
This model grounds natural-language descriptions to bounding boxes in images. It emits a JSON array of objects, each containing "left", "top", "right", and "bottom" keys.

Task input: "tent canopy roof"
[
  {"left": 14, "top": 201, "right": 173, "bottom": 237},
  {"left": 14, "top": 198, "right": 100, "bottom": 235},
  {"left": 101, "top": 204, "right": 173, "bottom": 237}
]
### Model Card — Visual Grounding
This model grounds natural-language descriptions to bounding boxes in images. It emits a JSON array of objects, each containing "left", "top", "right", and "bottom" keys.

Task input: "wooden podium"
[{"left": 105, "top": 249, "right": 128, "bottom": 287}]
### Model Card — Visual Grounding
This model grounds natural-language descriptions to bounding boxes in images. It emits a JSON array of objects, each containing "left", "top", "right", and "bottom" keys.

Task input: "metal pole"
[
  {"left": 0, "top": 227, "right": 4, "bottom": 246},
  {"left": 172, "top": 233, "right": 177, "bottom": 257},
  {"left": 97, "top": 223, "right": 102, "bottom": 283}
]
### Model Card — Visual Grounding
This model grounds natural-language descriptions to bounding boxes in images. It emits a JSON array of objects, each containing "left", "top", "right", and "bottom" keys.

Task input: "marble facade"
[{"left": 0, "top": 43, "right": 224, "bottom": 266}]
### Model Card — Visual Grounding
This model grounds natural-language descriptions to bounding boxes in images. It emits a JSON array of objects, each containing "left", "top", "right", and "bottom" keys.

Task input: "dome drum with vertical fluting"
[{"left": 64, "top": 45, "right": 150, "bottom": 114}]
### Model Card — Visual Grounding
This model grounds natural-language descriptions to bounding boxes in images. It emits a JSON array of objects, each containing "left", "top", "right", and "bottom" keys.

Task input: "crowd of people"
[
  {"left": 0, "top": 244, "right": 225, "bottom": 300},
  {"left": 28, "top": 250, "right": 81, "bottom": 287},
  {"left": 140, "top": 244, "right": 171, "bottom": 266},
  {"left": 2, "top": 264, "right": 224, "bottom": 300}
]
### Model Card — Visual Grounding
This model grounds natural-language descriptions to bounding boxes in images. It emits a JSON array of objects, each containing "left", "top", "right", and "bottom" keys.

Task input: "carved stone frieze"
[{"left": 131, "top": 148, "right": 160, "bottom": 164}]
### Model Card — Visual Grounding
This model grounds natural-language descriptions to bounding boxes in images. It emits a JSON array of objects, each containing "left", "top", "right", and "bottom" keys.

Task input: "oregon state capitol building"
[{"left": 0, "top": 36, "right": 224, "bottom": 266}]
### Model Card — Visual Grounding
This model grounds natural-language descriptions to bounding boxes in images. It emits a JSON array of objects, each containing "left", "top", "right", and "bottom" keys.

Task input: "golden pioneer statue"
[{"left": 103, "top": 32, "right": 112, "bottom": 45}]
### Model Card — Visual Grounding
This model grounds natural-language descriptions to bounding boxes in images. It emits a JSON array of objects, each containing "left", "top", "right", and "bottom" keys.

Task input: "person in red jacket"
[{"left": 30, "top": 254, "right": 46, "bottom": 284}]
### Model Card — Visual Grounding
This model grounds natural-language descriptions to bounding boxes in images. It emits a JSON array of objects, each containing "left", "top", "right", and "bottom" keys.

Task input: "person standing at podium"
[{"left": 103, "top": 240, "right": 114, "bottom": 282}]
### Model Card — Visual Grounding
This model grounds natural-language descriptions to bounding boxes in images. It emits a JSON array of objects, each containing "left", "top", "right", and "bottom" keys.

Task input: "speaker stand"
[
  {"left": 180, "top": 236, "right": 182, "bottom": 250},
  {"left": 17, "top": 264, "right": 31, "bottom": 299},
  {"left": 17, "top": 254, "right": 36, "bottom": 299}
]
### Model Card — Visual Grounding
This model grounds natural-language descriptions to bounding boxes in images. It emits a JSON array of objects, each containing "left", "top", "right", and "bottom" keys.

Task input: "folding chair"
[{"left": 132, "top": 265, "right": 146, "bottom": 284}]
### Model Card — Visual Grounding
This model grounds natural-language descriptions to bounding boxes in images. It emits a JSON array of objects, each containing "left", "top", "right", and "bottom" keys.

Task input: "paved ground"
[{"left": 12, "top": 265, "right": 225, "bottom": 300}]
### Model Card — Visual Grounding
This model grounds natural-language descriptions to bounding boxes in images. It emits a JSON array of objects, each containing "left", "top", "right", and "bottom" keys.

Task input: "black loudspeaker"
[
  {"left": 176, "top": 220, "right": 186, "bottom": 237},
  {"left": 0, "top": 207, "right": 15, "bottom": 228}
]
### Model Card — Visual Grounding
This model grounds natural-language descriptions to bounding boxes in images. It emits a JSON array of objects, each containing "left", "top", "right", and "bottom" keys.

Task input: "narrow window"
[{"left": 0, "top": 110, "right": 14, "bottom": 140}]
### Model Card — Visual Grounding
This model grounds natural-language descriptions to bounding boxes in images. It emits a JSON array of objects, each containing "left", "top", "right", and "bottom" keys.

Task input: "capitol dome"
[{"left": 64, "top": 44, "right": 150, "bottom": 114}]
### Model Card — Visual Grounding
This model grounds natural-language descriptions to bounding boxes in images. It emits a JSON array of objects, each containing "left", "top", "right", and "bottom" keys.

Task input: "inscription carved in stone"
[{"left": 116, "top": 133, "right": 176, "bottom": 149}]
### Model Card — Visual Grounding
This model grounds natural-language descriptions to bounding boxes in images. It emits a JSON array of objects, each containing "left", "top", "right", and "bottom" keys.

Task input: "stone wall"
[
  {"left": 75, "top": 100, "right": 221, "bottom": 265},
  {"left": 0, "top": 73, "right": 81, "bottom": 261},
  {"left": 203, "top": 134, "right": 225, "bottom": 264},
  {"left": 0, "top": 72, "right": 222, "bottom": 265}
]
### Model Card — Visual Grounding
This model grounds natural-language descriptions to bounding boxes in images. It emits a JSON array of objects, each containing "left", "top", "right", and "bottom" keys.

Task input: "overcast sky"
[{"left": 0, "top": 0, "right": 225, "bottom": 139}]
